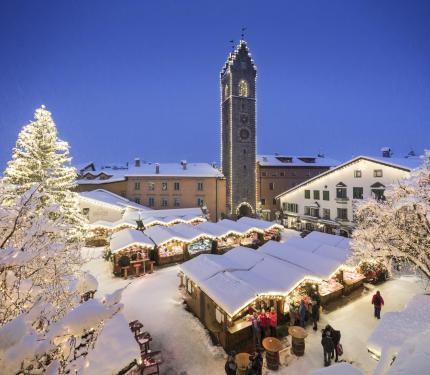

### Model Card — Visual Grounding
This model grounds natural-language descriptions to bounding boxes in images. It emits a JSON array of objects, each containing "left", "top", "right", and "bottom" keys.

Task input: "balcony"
[{"left": 335, "top": 197, "right": 349, "bottom": 204}]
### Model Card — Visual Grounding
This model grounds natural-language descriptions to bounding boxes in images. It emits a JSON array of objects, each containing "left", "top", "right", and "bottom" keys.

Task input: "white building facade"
[{"left": 276, "top": 156, "right": 421, "bottom": 237}]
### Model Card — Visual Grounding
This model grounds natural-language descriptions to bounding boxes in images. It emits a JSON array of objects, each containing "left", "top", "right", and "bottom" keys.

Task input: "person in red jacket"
[
  {"left": 259, "top": 310, "right": 269, "bottom": 340},
  {"left": 371, "top": 290, "right": 384, "bottom": 319},
  {"left": 269, "top": 307, "right": 277, "bottom": 337}
]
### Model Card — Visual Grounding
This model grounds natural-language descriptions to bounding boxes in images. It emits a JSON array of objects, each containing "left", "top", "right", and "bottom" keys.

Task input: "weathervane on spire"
[{"left": 241, "top": 27, "right": 247, "bottom": 40}]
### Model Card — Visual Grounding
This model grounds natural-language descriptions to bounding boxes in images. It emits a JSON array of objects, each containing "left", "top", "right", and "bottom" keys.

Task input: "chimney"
[
  {"left": 134, "top": 158, "right": 141, "bottom": 167},
  {"left": 180, "top": 160, "right": 187, "bottom": 170},
  {"left": 381, "top": 147, "right": 392, "bottom": 158},
  {"left": 155, "top": 163, "right": 160, "bottom": 174}
]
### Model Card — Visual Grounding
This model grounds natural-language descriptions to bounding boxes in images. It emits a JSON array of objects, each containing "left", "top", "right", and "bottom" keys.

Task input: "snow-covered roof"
[
  {"left": 90, "top": 217, "right": 137, "bottom": 230},
  {"left": 80, "top": 189, "right": 149, "bottom": 211},
  {"left": 196, "top": 221, "right": 242, "bottom": 237},
  {"left": 77, "top": 162, "right": 224, "bottom": 185},
  {"left": 367, "top": 294, "right": 430, "bottom": 360},
  {"left": 276, "top": 155, "right": 422, "bottom": 199},
  {"left": 180, "top": 233, "right": 351, "bottom": 316},
  {"left": 257, "top": 154, "right": 339, "bottom": 167},
  {"left": 143, "top": 223, "right": 211, "bottom": 245},
  {"left": 218, "top": 218, "right": 264, "bottom": 234},
  {"left": 168, "top": 223, "right": 215, "bottom": 241},
  {"left": 123, "top": 207, "right": 205, "bottom": 225},
  {"left": 110, "top": 229, "right": 154, "bottom": 253},
  {"left": 237, "top": 216, "right": 283, "bottom": 231}
]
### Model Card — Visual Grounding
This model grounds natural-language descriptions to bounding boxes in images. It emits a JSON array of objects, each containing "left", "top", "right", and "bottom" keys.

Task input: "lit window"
[{"left": 239, "top": 80, "right": 248, "bottom": 97}]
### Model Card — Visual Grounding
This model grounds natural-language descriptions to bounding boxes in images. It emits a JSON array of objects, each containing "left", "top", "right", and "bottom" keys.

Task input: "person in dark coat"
[
  {"left": 325, "top": 325, "right": 341, "bottom": 362},
  {"left": 248, "top": 350, "right": 263, "bottom": 375},
  {"left": 298, "top": 299, "right": 306, "bottom": 328},
  {"left": 371, "top": 290, "right": 384, "bottom": 319},
  {"left": 312, "top": 289, "right": 321, "bottom": 321},
  {"left": 224, "top": 351, "right": 237, "bottom": 375},
  {"left": 321, "top": 329, "right": 335, "bottom": 366},
  {"left": 311, "top": 302, "right": 319, "bottom": 331},
  {"left": 250, "top": 312, "right": 262, "bottom": 350}
]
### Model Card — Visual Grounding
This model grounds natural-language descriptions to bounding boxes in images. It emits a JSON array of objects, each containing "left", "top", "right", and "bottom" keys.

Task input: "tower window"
[
  {"left": 224, "top": 84, "right": 229, "bottom": 98},
  {"left": 239, "top": 80, "right": 248, "bottom": 97}
]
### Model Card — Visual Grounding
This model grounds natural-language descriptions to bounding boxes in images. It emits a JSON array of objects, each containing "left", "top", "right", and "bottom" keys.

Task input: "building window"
[
  {"left": 174, "top": 198, "right": 180, "bottom": 207},
  {"left": 323, "top": 208, "right": 330, "bottom": 220},
  {"left": 336, "top": 186, "right": 347, "bottom": 199},
  {"left": 197, "top": 182, "right": 204, "bottom": 191},
  {"left": 174, "top": 182, "right": 180, "bottom": 191},
  {"left": 286, "top": 203, "right": 298, "bottom": 213},
  {"left": 197, "top": 198, "right": 204, "bottom": 207},
  {"left": 313, "top": 190, "right": 320, "bottom": 200},
  {"left": 161, "top": 182, "right": 168, "bottom": 191},
  {"left": 374, "top": 169, "right": 383, "bottom": 178},
  {"left": 148, "top": 182, "right": 155, "bottom": 191},
  {"left": 280, "top": 172, "right": 285, "bottom": 177},
  {"left": 304, "top": 190, "right": 311, "bottom": 199},
  {"left": 371, "top": 189, "right": 385, "bottom": 201},
  {"left": 354, "top": 170, "right": 362, "bottom": 178},
  {"left": 323, "top": 190, "right": 329, "bottom": 201},
  {"left": 271, "top": 173, "right": 277, "bottom": 177},
  {"left": 148, "top": 197, "right": 155, "bottom": 207},
  {"left": 353, "top": 187, "right": 363, "bottom": 199},
  {"left": 305, "top": 206, "right": 319, "bottom": 218},
  {"left": 239, "top": 80, "right": 248, "bottom": 97},
  {"left": 134, "top": 182, "right": 140, "bottom": 190},
  {"left": 261, "top": 198, "right": 266, "bottom": 205},
  {"left": 224, "top": 84, "right": 229, "bottom": 98},
  {"left": 135, "top": 197, "right": 141, "bottom": 204},
  {"left": 337, "top": 208, "right": 348, "bottom": 220},
  {"left": 262, "top": 172, "right": 267, "bottom": 177},
  {"left": 161, "top": 198, "right": 168, "bottom": 207},
  {"left": 272, "top": 198, "right": 276, "bottom": 205},
  {"left": 269, "top": 182, "right": 274, "bottom": 191}
]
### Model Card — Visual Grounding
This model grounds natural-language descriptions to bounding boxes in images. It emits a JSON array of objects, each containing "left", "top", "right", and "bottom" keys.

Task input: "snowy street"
[{"left": 82, "top": 247, "right": 426, "bottom": 375}]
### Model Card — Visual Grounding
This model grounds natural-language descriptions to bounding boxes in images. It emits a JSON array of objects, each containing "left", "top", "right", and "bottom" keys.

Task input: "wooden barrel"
[
  {"left": 292, "top": 336, "right": 305, "bottom": 356},
  {"left": 235, "top": 353, "right": 250, "bottom": 375},
  {"left": 265, "top": 350, "right": 280, "bottom": 370}
]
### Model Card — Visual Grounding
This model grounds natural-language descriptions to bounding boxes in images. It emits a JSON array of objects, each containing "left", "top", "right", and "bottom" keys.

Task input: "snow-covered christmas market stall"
[{"left": 179, "top": 232, "right": 365, "bottom": 352}]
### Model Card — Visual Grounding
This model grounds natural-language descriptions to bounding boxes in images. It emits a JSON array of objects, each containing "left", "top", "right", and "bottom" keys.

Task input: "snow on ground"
[{"left": 82, "top": 247, "right": 426, "bottom": 375}]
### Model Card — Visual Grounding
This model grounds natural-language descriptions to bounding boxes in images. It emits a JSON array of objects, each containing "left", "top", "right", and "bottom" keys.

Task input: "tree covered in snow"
[
  {"left": 2, "top": 106, "right": 85, "bottom": 242},
  {"left": 352, "top": 151, "right": 430, "bottom": 279}
]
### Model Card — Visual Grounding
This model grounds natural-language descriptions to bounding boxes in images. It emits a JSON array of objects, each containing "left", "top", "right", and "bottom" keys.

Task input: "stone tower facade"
[{"left": 220, "top": 40, "right": 257, "bottom": 217}]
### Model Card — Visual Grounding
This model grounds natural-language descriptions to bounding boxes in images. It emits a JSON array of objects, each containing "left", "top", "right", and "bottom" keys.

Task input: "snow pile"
[
  {"left": 308, "top": 363, "right": 364, "bottom": 375},
  {"left": 76, "top": 272, "right": 99, "bottom": 294},
  {"left": 387, "top": 325, "right": 430, "bottom": 375},
  {"left": 83, "top": 314, "right": 140, "bottom": 375}
]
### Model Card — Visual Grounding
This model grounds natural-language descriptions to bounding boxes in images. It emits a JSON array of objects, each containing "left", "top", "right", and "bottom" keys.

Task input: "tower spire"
[{"left": 241, "top": 27, "right": 247, "bottom": 41}]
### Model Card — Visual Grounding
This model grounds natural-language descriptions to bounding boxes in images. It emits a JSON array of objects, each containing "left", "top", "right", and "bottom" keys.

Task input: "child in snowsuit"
[{"left": 371, "top": 290, "right": 384, "bottom": 319}]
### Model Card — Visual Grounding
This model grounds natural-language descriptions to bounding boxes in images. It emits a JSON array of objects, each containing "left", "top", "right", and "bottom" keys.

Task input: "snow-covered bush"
[{"left": 352, "top": 151, "right": 430, "bottom": 279}]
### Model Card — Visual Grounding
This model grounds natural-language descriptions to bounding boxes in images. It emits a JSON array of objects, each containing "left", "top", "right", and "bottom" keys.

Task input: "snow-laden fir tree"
[
  {"left": 2, "top": 106, "right": 85, "bottom": 241},
  {"left": 352, "top": 150, "right": 430, "bottom": 279},
  {"left": 0, "top": 182, "right": 138, "bottom": 373}
]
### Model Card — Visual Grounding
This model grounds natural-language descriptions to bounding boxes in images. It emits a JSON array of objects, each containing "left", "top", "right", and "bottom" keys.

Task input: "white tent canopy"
[{"left": 110, "top": 229, "right": 154, "bottom": 254}]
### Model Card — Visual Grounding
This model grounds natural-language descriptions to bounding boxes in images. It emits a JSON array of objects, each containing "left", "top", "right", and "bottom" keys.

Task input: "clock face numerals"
[
  {"left": 239, "top": 128, "right": 250, "bottom": 140},
  {"left": 240, "top": 114, "right": 249, "bottom": 124}
]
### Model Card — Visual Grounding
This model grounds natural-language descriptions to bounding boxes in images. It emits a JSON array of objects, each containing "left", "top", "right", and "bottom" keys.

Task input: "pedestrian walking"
[
  {"left": 224, "top": 351, "right": 237, "bottom": 375},
  {"left": 325, "top": 325, "right": 341, "bottom": 362},
  {"left": 299, "top": 299, "right": 306, "bottom": 328},
  {"left": 269, "top": 306, "right": 277, "bottom": 337},
  {"left": 371, "top": 290, "right": 384, "bottom": 319},
  {"left": 312, "top": 289, "right": 321, "bottom": 321},
  {"left": 321, "top": 329, "right": 334, "bottom": 366}
]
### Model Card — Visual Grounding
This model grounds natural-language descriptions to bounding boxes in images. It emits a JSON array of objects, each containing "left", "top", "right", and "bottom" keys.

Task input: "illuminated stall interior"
[{"left": 110, "top": 229, "right": 155, "bottom": 278}]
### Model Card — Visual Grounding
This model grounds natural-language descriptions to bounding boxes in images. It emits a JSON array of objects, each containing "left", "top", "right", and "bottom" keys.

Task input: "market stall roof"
[
  {"left": 90, "top": 217, "right": 137, "bottom": 230},
  {"left": 305, "top": 231, "right": 351, "bottom": 249},
  {"left": 218, "top": 219, "right": 263, "bottom": 234},
  {"left": 258, "top": 241, "right": 343, "bottom": 279},
  {"left": 223, "top": 247, "right": 265, "bottom": 269},
  {"left": 124, "top": 207, "right": 206, "bottom": 227},
  {"left": 283, "top": 235, "right": 351, "bottom": 263},
  {"left": 196, "top": 221, "right": 242, "bottom": 237},
  {"left": 168, "top": 223, "right": 215, "bottom": 242},
  {"left": 237, "top": 217, "right": 283, "bottom": 231},
  {"left": 110, "top": 229, "right": 154, "bottom": 254}
]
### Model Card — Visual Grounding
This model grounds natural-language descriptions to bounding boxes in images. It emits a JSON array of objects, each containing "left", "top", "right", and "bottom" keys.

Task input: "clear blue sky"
[{"left": 1, "top": 0, "right": 429, "bottom": 170}]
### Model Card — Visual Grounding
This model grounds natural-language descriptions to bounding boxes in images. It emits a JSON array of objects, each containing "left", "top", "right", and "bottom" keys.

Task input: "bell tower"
[{"left": 220, "top": 39, "right": 257, "bottom": 217}]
